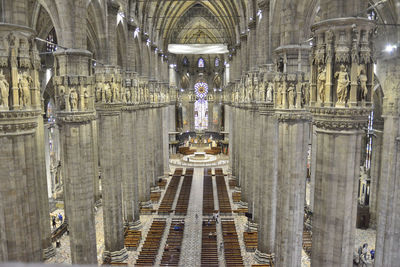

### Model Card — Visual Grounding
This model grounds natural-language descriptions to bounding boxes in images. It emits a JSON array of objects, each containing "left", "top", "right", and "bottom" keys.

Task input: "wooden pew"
[
  {"left": 221, "top": 220, "right": 244, "bottom": 267},
  {"left": 135, "top": 219, "right": 166, "bottom": 266},
  {"left": 232, "top": 191, "right": 241, "bottom": 203},
  {"left": 203, "top": 175, "right": 215, "bottom": 216},
  {"left": 243, "top": 231, "right": 258, "bottom": 252},
  {"left": 124, "top": 229, "right": 141, "bottom": 250},
  {"left": 160, "top": 219, "right": 185, "bottom": 266},
  {"left": 201, "top": 220, "right": 218, "bottom": 267},
  {"left": 216, "top": 175, "right": 232, "bottom": 214},
  {"left": 302, "top": 230, "right": 312, "bottom": 256},
  {"left": 158, "top": 176, "right": 181, "bottom": 214},
  {"left": 175, "top": 175, "right": 193, "bottom": 215}
]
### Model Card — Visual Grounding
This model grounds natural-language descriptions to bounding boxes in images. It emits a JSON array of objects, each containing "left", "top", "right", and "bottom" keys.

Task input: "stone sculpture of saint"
[
  {"left": 83, "top": 89, "right": 89, "bottom": 110},
  {"left": 95, "top": 81, "right": 103, "bottom": 102},
  {"left": 70, "top": 89, "right": 78, "bottom": 110},
  {"left": 335, "top": 64, "right": 350, "bottom": 104},
  {"left": 111, "top": 80, "right": 119, "bottom": 103},
  {"left": 126, "top": 89, "right": 132, "bottom": 103},
  {"left": 0, "top": 72, "right": 9, "bottom": 108},
  {"left": 359, "top": 69, "right": 368, "bottom": 101},
  {"left": 104, "top": 83, "right": 111, "bottom": 103},
  {"left": 58, "top": 85, "right": 66, "bottom": 110},
  {"left": 19, "top": 72, "right": 31, "bottom": 107},
  {"left": 266, "top": 83, "right": 273, "bottom": 102},
  {"left": 287, "top": 86, "right": 295, "bottom": 108},
  {"left": 318, "top": 67, "right": 326, "bottom": 103}
]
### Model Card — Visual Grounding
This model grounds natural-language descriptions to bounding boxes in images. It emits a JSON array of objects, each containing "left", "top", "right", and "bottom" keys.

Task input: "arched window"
[
  {"left": 183, "top": 56, "right": 189, "bottom": 66},
  {"left": 46, "top": 28, "right": 57, "bottom": 52},
  {"left": 198, "top": 57, "right": 205, "bottom": 68},
  {"left": 215, "top": 57, "right": 220, "bottom": 67}
]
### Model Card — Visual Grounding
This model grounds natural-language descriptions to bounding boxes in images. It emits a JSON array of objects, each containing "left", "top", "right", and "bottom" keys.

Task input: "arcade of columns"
[
  {"left": 0, "top": 0, "right": 400, "bottom": 266},
  {"left": 0, "top": 0, "right": 175, "bottom": 265},
  {"left": 226, "top": 0, "right": 399, "bottom": 266}
]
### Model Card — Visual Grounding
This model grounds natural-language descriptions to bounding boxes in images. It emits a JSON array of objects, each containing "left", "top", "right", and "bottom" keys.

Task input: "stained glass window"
[
  {"left": 194, "top": 82, "right": 208, "bottom": 99},
  {"left": 215, "top": 57, "right": 220, "bottom": 67},
  {"left": 198, "top": 58, "right": 205, "bottom": 68},
  {"left": 195, "top": 99, "right": 208, "bottom": 130}
]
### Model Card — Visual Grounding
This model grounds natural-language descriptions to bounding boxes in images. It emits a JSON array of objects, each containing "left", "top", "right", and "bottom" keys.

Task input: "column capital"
[
  {"left": 275, "top": 109, "right": 311, "bottom": 122},
  {"left": 0, "top": 110, "right": 41, "bottom": 136},
  {"left": 56, "top": 111, "right": 96, "bottom": 124},
  {"left": 310, "top": 106, "right": 371, "bottom": 131}
]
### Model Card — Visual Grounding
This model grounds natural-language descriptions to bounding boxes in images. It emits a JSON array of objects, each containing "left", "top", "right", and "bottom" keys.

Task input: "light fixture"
[{"left": 384, "top": 44, "right": 397, "bottom": 53}]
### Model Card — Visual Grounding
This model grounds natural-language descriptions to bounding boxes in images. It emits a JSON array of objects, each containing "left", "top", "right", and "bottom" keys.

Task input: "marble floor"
[{"left": 45, "top": 162, "right": 376, "bottom": 266}]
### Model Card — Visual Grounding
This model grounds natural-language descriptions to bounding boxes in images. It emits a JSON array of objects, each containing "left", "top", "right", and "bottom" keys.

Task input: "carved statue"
[
  {"left": 302, "top": 82, "right": 310, "bottom": 105},
  {"left": 335, "top": 64, "right": 350, "bottom": 104},
  {"left": 70, "top": 88, "right": 78, "bottom": 110},
  {"left": 58, "top": 85, "right": 66, "bottom": 110},
  {"left": 277, "top": 84, "right": 283, "bottom": 106},
  {"left": 287, "top": 85, "right": 295, "bottom": 108},
  {"left": 104, "top": 83, "right": 111, "bottom": 103},
  {"left": 0, "top": 71, "right": 9, "bottom": 108},
  {"left": 359, "top": 69, "right": 368, "bottom": 101},
  {"left": 83, "top": 89, "right": 89, "bottom": 110},
  {"left": 318, "top": 67, "right": 326, "bottom": 103},
  {"left": 111, "top": 79, "right": 119, "bottom": 103},
  {"left": 121, "top": 87, "right": 127, "bottom": 103},
  {"left": 266, "top": 83, "right": 273, "bottom": 102},
  {"left": 18, "top": 72, "right": 31, "bottom": 108},
  {"left": 95, "top": 81, "right": 103, "bottom": 102},
  {"left": 126, "top": 88, "right": 132, "bottom": 103}
]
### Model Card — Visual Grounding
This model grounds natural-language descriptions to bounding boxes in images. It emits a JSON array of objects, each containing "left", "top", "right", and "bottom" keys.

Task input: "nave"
[{"left": 47, "top": 165, "right": 313, "bottom": 266}]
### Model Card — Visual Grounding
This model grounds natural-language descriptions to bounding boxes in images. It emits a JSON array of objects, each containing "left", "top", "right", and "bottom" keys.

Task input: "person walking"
[
  {"left": 58, "top": 213, "right": 63, "bottom": 224},
  {"left": 52, "top": 216, "right": 56, "bottom": 229}
]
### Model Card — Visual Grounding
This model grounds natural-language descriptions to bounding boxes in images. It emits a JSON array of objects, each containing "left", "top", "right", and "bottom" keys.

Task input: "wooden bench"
[
  {"left": 160, "top": 219, "right": 185, "bottom": 266},
  {"left": 135, "top": 219, "right": 166, "bottom": 266},
  {"left": 216, "top": 175, "right": 232, "bottom": 214},
  {"left": 178, "top": 147, "right": 196, "bottom": 155},
  {"left": 201, "top": 220, "right": 219, "bottom": 267},
  {"left": 232, "top": 191, "right": 241, "bottom": 202},
  {"left": 222, "top": 220, "right": 244, "bottom": 267},
  {"left": 205, "top": 147, "right": 221, "bottom": 155},
  {"left": 175, "top": 175, "right": 193, "bottom": 215},
  {"left": 157, "top": 178, "right": 167, "bottom": 189},
  {"left": 158, "top": 176, "right": 181, "bottom": 214},
  {"left": 203, "top": 175, "right": 215, "bottom": 216},
  {"left": 243, "top": 231, "right": 258, "bottom": 252},
  {"left": 302, "top": 230, "right": 312, "bottom": 256},
  {"left": 185, "top": 168, "right": 194, "bottom": 175},
  {"left": 124, "top": 229, "right": 141, "bottom": 250}
]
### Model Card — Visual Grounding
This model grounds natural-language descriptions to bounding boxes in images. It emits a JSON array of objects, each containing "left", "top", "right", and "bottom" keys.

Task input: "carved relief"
[
  {"left": 0, "top": 71, "right": 9, "bottom": 108},
  {"left": 18, "top": 72, "right": 31, "bottom": 108}
]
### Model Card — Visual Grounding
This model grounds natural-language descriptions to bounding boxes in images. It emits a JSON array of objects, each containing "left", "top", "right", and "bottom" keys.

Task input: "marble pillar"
[
  {"left": 121, "top": 107, "right": 140, "bottom": 227},
  {"left": 251, "top": 106, "right": 261, "bottom": 221},
  {"left": 58, "top": 114, "right": 98, "bottom": 264},
  {"left": 0, "top": 111, "right": 44, "bottom": 262},
  {"left": 97, "top": 104, "right": 127, "bottom": 262},
  {"left": 375, "top": 58, "right": 400, "bottom": 266},
  {"left": 256, "top": 104, "right": 278, "bottom": 264},
  {"left": 92, "top": 119, "right": 100, "bottom": 204},
  {"left": 275, "top": 111, "right": 309, "bottom": 267},
  {"left": 369, "top": 120, "right": 383, "bottom": 228},
  {"left": 311, "top": 108, "right": 368, "bottom": 266},
  {"left": 136, "top": 107, "right": 147, "bottom": 202}
]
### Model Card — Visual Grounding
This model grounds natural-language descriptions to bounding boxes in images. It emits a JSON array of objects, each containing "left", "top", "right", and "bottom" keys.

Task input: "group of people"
[{"left": 51, "top": 212, "right": 63, "bottom": 229}]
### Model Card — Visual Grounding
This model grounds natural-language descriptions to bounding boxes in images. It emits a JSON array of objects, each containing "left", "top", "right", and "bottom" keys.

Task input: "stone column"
[
  {"left": 369, "top": 119, "right": 383, "bottom": 227},
  {"left": 257, "top": 0, "right": 271, "bottom": 67},
  {"left": 92, "top": 119, "right": 100, "bottom": 204},
  {"left": 97, "top": 104, "right": 127, "bottom": 263},
  {"left": 274, "top": 111, "right": 310, "bottom": 267},
  {"left": 0, "top": 17, "right": 54, "bottom": 263},
  {"left": 255, "top": 104, "right": 278, "bottom": 264},
  {"left": 240, "top": 35, "right": 248, "bottom": 75},
  {"left": 54, "top": 50, "right": 97, "bottom": 264},
  {"left": 309, "top": 18, "right": 374, "bottom": 267},
  {"left": 251, "top": 105, "right": 261, "bottom": 221},
  {"left": 162, "top": 104, "right": 170, "bottom": 175},
  {"left": 121, "top": 106, "right": 140, "bottom": 228},
  {"left": 136, "top": 106, "right": 146, "bottom": 203},
  {"left": 375, "top": 57, "right": 400, "bottom": 267}
]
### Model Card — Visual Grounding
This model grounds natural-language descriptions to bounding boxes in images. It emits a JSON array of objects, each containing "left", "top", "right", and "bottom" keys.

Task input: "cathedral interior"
[{"left": 0, "top": 0, "right": 400, "bottom": 266}]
